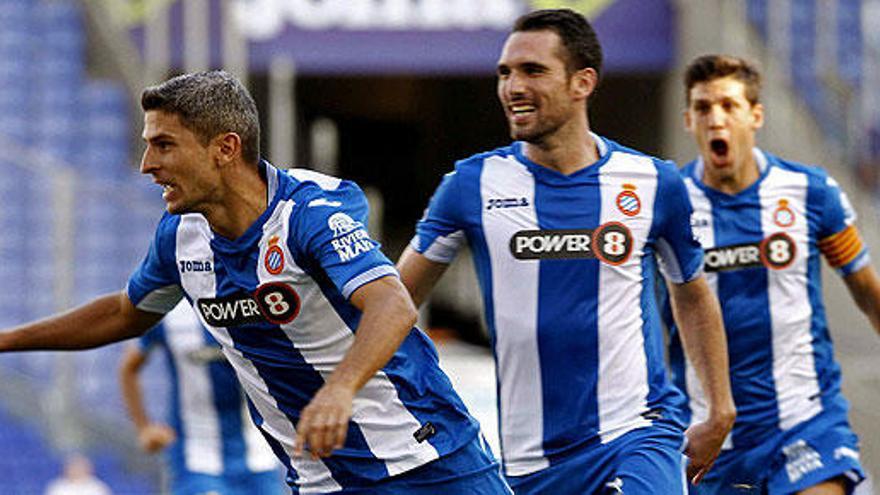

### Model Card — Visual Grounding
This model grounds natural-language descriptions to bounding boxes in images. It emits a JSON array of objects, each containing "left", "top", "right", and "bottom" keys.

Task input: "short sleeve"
[
  {"left": 653, "top": 161, "right": 704, "bottom": 284},
  {"left": 410, "top": 170, "right": 466, "bottom": 263},
  {"left": 290, "top": 181, "right": 396, "bottom": 299},
  {"left": 127, "top": 213, "right": 184, "bottom": 313},
  {"left": 818, "top": 175, "right": 869, "bottom": 276}
]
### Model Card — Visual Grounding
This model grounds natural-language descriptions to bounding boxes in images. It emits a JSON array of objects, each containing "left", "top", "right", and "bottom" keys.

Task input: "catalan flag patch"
[{"left": 818, "top": 225, "right": 864, "bottom": 268}]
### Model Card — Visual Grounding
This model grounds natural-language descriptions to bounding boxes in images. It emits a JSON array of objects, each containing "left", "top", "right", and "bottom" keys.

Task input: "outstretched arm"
[
  {"left": 396, "top": 246, "right": 449, "bottom": 308},
  {"left": 293, "top": 275, "right": 419, "bottom": 459},
  {"left": 0, "top": 291, "right": 163, "bottom": 352},
  {"left": 668, "top": 276, "right": 736, "bottom": 485},
  {"left": 843, "top": 265, "right": 880, "bottom": 335},
  {"left": 119, "top": 344, "right": 176, "bottom": 453}
]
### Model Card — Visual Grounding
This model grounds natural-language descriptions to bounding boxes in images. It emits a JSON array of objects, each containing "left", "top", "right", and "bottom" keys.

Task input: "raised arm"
[
  {"left": 843, "top": 264, "right": 880, "bottom": 335},
  {"left": 294, "top": 275, "right": 419, "bottom": 459},
  {"left": 0, "top": 291, "right": 163, "bottom": 352},
  {"left": 396, "top": 246, "right": 450, "bottom": 308},
  {"left": 119, "top": 344, "right": 177, "bottom": 453},
  {"left": 667, "top": 276, "right": 736, "bottom": 485}
]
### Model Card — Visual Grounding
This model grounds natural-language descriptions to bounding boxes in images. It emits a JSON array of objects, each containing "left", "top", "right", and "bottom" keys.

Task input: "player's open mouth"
[
  {"left": 710, "top": 138, "right": 729, "bottom": 157},
  {"left": 511, "top": 104, "right": 536, "bottom": 116},
  {"left": 157, "top": 182, "right": 176, "bottom": 199}
]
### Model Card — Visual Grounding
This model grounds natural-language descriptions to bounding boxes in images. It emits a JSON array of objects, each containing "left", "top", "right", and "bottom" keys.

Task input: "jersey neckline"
[
  {"left": 512, "top": 132, "right": 612, "bottom": 185},
  {"left": 210, "top": 160, "right": 285, "bottom": 255}
]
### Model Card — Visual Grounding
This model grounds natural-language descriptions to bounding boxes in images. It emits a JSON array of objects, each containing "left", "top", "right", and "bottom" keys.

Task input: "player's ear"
[
  {"left": 751, "top": 102, "right": 765, "bottom": 130},
  {"left": 213, "top": 132, "right": 243, "bottom": 166},
  {"left": 572, "top": 67, "right": 598, "bottom": 101},
  {"left": 684, "top": 108, "right": 694, "bottom": 133}
]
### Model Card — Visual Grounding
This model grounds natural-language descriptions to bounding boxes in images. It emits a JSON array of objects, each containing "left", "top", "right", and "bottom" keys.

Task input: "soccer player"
[
  {"left": 396, "top": 9, "right": 736, "bottom": 495},
  {"left": 119, "top": 301, "right": 284, "bottom": 495},
  {"left": 667, "top": 54, "right": 877, "bottom": 494},
  {"left": 0, "top": 71, "right": 511, "bottom": 494}
]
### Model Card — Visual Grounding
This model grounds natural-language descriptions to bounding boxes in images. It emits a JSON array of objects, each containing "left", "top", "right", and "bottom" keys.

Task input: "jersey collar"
[{"left": 513, "top": 132, "right": 611, "bottom": 185}]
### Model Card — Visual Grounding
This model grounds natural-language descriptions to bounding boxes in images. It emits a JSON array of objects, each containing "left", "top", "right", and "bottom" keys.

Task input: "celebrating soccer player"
[
  {"left": 666, "top": 54, "right": 877, "bottom": 494},
  {"left": 397, "top": 9, "right": 736, "bottom": 494},
  {"left": 0, "top": 71, "right": 511, "bottom": 494}
]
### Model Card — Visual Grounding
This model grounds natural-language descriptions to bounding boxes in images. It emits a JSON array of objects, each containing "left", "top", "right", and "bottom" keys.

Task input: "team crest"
[
  {"left": 773, "top": 199, "right": 795, "bottom": 227},
  {"left": 616, "top": 184, "right": 641, "bottom": 217},
  {"left": 264, "top": 235, "right": 285, "bottom": 275}
]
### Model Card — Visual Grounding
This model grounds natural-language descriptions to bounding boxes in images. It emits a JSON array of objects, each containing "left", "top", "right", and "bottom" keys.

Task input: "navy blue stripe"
[
  {"left": 533, "top": 177, "right": 600, "bottom": 455},
  {"left": 382, "top": 331, "right": 481, "bottom": 453},
  {"left": 712, "top": 191, "right": 779, "bottom": 445},
  {"left": 805, "top": 173, "right": 843, "bottom": 410},
  {"left": 462, "top": 162, "right": 505, "bottom": 457}
]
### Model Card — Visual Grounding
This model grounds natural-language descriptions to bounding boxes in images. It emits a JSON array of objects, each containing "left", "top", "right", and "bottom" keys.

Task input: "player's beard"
[{"left": 508, "top": 116, "right": 564, "bottom": 144}]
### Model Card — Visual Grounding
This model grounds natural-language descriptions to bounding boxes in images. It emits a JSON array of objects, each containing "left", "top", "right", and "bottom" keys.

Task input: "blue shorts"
[
  {"left": 692, "top": 409, "right": 865, "bottom": 495},
  {"left": 335, "top": 435, "right": 511, "bottom": 494},
  {"left": 171, "top": 469, "right": 285, "bottom": 495},
  {"left": 506, "top": 421, "right": 688, "bottom": 495}
]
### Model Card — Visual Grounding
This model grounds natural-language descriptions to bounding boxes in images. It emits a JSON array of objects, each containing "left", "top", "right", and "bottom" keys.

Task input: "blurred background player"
[
  {"left": 119, "top": 301, "right": 283, "bottom": 495},
  {"left": 397, "top": 8, "right": 735, "bottom": 495},
  {"left": 667, "top": 54, "right": 880, "bottom": 494},
  {"left": 44, "top": 453, "right": 112, "bottom": 495}
]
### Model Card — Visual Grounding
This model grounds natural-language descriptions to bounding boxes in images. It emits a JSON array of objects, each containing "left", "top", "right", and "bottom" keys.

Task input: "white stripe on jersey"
[
  {"left": 760, "top": 166, "right": 821, "bottom": 430},
  {"left": 596, "top": 153, "right": 654, "bottom": 442},
  {"left": 164, "top": 302, "right": 223, "bottom": 475},
  {"left": 258, "top": 200, "right": 440, "bottom": 477},
  {"left": 176, "top": 213, "right": 342, "bottom": 493},
  {"left": 680, "top": 179, "right": 733, "bottom": 450},
  {"left": 480, "top": 155, "right": 548, "bottom": 476},
  {"left": 287, "top": 168, "right": 343, "bottom": 190},
  {"left": 240, "top": 399, "right": 281, "bottom": 472}
]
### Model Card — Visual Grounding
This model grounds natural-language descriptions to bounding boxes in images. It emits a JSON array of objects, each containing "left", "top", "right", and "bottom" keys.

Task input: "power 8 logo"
[
  {"left": 593, "top": 222, "right": 633, "bottom": 265},
  {"left": 760, "top": 232, "right": 796, "bottom": 270},
  {"left": 254, "top": 282, "right": 301, "bottom": 324}
]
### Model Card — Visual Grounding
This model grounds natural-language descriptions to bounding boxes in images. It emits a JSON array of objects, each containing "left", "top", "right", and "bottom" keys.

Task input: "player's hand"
[
  {"left": 294, "top": 383, "right": 355, "bottom": 459},
  {"left": 137, "top": 423, "right": 176, "bottom": 453},
  {"left": 684, "top": 412, "right": 734, "bottom": 485}
]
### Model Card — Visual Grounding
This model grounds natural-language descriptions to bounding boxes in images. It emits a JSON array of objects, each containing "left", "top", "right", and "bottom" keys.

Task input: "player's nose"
[
  {"left": 707, "top": 105, "right": 726, "bottom": 127},
  {"left": 140, "top": 150, "right": 159, "bottom": 174}
]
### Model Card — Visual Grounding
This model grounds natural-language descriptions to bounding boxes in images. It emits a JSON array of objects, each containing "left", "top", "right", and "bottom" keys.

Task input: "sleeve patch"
[{"left": 819, "top": 225, "right": 864, "bottom": 268}]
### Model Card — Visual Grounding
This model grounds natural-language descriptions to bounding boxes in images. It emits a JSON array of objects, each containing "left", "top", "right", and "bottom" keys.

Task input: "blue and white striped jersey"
[
  {"left": 411, "top": 134, "right": 702, "bottom": 476},
  {"left": 138, "top": 301, "right": 278, "bottom": 478},
  {"left": 127, "top": 162, "right": 481, "bottom": 493},
  {"left": 667, "top": 149, "right": 867, "bottom": 449}
]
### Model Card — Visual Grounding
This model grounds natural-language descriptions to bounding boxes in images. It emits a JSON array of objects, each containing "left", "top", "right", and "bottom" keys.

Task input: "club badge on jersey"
[
  {"left": 264, "top": 235, "right": 285, "bottom": 275},
  {"left": 615, "top": 183, "right": 641, "bottom": 217}
]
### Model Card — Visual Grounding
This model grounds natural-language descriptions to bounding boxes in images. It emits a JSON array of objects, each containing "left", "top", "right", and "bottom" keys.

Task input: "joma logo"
[{"left": 179, "top": 260, "right": 213, "bottom": 273}]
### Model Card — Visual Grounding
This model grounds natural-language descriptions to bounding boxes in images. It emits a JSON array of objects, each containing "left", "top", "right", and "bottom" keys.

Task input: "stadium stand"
[{"left": 0, "top": 0, "right": 163, "bottom": 492}]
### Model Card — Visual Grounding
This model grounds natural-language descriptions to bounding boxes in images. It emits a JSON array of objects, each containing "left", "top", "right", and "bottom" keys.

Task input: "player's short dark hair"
[
  {"left": 512, "top": 8, "right": 603, "bottom": 79},
  {"left": 141, "top": 71, "right": 260, "bottom": 165},
  {"left": 684, "top": 54, "right": 763, "bottom": 105}
]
